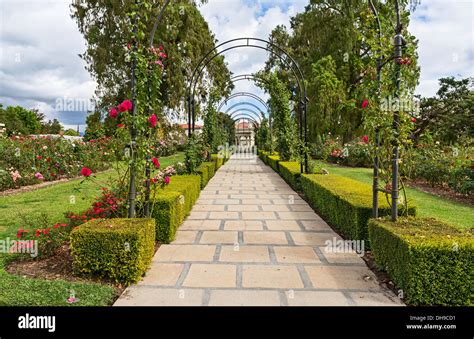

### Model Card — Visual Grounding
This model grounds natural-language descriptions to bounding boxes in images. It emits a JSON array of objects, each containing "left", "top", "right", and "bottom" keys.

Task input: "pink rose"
[
  {"left": 164, "top": 176, "right": 170, "bottom": 185},
  {"left": 118, "top": 100, "right": 133, "bottom": 112},
  {"left": 361, "top": 135, "right": 369, "bottom": 143},
  {"left": 361, "top": 99, "right": 369, "bottom": 109},
  {"left": 34, "top": 172, "right": 44, "bottom": 180}
]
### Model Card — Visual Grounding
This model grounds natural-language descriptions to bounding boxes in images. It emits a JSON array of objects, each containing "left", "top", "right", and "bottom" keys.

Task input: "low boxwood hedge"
[
  {"left": 211, "top": 154, "right": 224, "bottom": 169},
  {"left": 267, "top": 155, "right": 280, "bottom": 172},
  {"left": 151, "top": 190, "right": 183, "bottom": 243},
  {"left": 161, "top": 175, "right": 201, "bottom": 216},
  {"left": 300, "top": 173, "right": 416, "bottom": 247},
  {"left": 278, "top": 161, "right": 302, "bottom": 189},
  {"left": 196, "top": 161, "right": 216, "bottom": 188},
  {"left": 70, "top": 218, "right": 155, "bottom": 285},
  {"left": 368, "top": 217, "right": 473, "bottom": 306}
]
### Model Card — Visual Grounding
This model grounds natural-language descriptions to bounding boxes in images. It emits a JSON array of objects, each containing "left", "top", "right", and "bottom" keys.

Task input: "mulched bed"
[{"left": 407, "top": 180, "right": 473, "bottom": 206}]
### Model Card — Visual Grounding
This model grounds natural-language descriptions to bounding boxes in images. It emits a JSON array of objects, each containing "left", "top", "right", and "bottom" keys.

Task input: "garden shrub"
[
  {"left": 161, "top": 175, "right": 201, "bottom": 217},
  {"left": 368, "top": 217, "right": 473, "bottom": 306},
  {"left": 267, "top": 155, "right": 280, "bottom": 171},
  {"left": 70, "top": 218, "right": 155, "bottom": 285},
  {"left": 278, "top": 161, "right": 301, "bottom": 189},
  {"left": 300, "top": 173, "right": 417, "bottom": 247},
  {"left": 211, "top": 154, "right": 224, "bottom": 169},
  {"left": 150, "top": 191, "right": 183, "bottom": 243},
  {"left": 196, "top": 162, "right": 216, "bottom": 188}
]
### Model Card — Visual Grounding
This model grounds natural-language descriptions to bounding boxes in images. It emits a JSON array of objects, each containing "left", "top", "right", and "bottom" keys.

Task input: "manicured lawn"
[
  {"left": 0, "top": 152, "right": 184, "bottom": 306},
  {"left": 320, "top": 162, "right": 473, "bottom": 230}
]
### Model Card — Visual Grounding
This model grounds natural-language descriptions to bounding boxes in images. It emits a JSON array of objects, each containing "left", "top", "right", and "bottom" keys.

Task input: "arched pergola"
[{"left": 187, "top": 37, "right": 308, "bottom": 173}]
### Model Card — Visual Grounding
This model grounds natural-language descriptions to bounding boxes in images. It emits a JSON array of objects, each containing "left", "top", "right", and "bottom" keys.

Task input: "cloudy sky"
[{"left": 0, "top": 0, "right": 472, "bottom": 131}]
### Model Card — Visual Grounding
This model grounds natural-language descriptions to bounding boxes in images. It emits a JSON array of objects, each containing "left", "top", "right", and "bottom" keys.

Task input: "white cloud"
[
  {"left": 409, "top": 0, "right": 473, "bottom": 96},
  {"left": 0, "top": 0, "right": 471, "bottom": 129}
]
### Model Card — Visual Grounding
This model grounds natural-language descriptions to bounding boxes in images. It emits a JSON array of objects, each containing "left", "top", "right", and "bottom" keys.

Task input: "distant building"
[
  {"left": 179, "top": 124, "right": 203, "bottom": 136},
  {"left": 235, "top": 121, "right": 255, "bottom": 148}
]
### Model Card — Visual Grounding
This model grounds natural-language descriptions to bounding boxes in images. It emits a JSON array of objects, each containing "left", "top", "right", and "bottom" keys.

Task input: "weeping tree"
[{"left": 71, "top": 0, "right": 232, "bottom": 124}]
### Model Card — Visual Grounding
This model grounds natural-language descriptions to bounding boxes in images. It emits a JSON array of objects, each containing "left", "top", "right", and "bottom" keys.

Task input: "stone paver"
[{"left": 115, "top": 154, "right": 403, "bottom": 306}]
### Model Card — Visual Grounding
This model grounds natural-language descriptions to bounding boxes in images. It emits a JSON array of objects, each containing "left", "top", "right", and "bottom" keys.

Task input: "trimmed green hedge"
[
  {"left": 196, "top": 161, "right": 216, "bottom": 188},
  {"left": 300, "top": 173, "right": 416, "bottom": 246},
  {"left": 151, "top": 190, "right": 183, "bottom": 243},
  {"left": 369, "top": 217, "right": 473, "bottom": 306},
  {"left": 162, "top": 175, "right": 201, "bottom": 216},
  {"left": 279, "top": 161, "right": 301, "bottom": 190},
  {"left": 267, "top": 155, "right": 280, "bottom": 172},
  {"left": 70, "top": 218, "right": 155, "bottom": 285},
  {"left": 211, "top": 154, "right": 224, "bottom": 169}
]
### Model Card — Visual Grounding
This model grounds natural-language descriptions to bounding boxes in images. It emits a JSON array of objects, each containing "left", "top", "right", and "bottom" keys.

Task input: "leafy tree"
[
  {"left": 258, "top": 72, "right": 294, "bottom": 161},
  {"left": 70, "top": 0, "right": 232, "bottom": 119},
  {"left": 217, "top": 112, "right": 235, "bottom": 146},
  {"left": 255, "top": 117, "right": 270, "bottom": 151},
  {"left": 64, "top": 129, "right": 81, "bottom": 136},
  {"left": 41, "top": 119, "right": 62, "bottom": 134},
  {"left": 84, "top": 111, "right": 104, "bottom": 141},
  {"left": 414, "top": 77, "right": 473, "bottom": 145},
  {"left": 0, "top": 105, "right": 43, "bottom": 136}
]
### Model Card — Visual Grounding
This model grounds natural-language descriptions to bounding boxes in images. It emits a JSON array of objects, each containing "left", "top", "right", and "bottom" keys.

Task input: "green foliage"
[
  {"left": 84, "top": 111, "right": 104, "bottom": 141},
  {"left": 368, "top": 217, "right": 473, "bottom": 306},
  {"left": 211, "top": 154, "right": 224, "bottom": 169},
  {"left": 255, "top": 117, "right": 271, "bottom": 151},
  {"left": 267, "top": 155, "right": 280, "bottom": 172},
  {"left": 185, "top": 133, "right": 206, "bottom": 174},
  {"left": 151, "top": 190, "right": 183, "bottom": 243},
  {"left": 202, "top": 90, "right": 222, "bottom": 154},
  {"left": 257, "top": 72, "right": 294, "bottom": 161},
  {"left": 278, "top": 161, "right": 301, "bottom": 190},
  {"left": 196, "top": 161, "right": 216, "bottom": 189},
  {"left": 307, "top": 56, "right": 346, "bottom": 141},
  {"left": 70, "top": 0, "right": 231, "bottom": 113},
  {"left": 70, "top": 218, "right": 155, "bottom": 285},
  {"left": 415, "top": 77, "right": 473, "bottom": 145},
  {"left": 160, "top": 174, "right": 201, "bottom": 218},
  {"left": 64, "top": 128, "right": 81, "bottom": 136},
  {"left": 0, "top": 105, "right": 44, "bottom": 136},
  {"left": 300, "top": 173, "right": 416, "bottom": 246}
]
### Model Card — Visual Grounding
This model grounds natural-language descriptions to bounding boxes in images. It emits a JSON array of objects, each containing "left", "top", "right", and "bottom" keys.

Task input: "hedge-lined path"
[{"left": 115, "top": 154, "right": 403, "bottom": 306}]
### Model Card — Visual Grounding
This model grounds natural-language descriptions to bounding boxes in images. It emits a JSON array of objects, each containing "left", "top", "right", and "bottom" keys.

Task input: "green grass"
[
  {"left": 0, "top": 152, "right": 184, "bottom": 306},
  {"left": 318, "top": 162, "right": 473, "bottom": 230}
]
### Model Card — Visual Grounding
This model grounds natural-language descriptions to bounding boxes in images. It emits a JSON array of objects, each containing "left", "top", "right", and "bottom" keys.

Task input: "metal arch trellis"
[
  {"left": 232, "top": 114, "right": 259, "bottom": 125},
  {"left": 227, "top": 108, "right": 263, "bottom": 122},
  {"left": 187, "top": 37, "right": 309, "bottom": 173},
  {"left": 224, "top": 102, "right": 266, "bottom": 117},
  {"left": 217, "top": 92, "right": 270, "bottom": 113}
]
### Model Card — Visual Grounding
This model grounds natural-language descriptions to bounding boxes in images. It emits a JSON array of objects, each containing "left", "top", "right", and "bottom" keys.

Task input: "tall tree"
[{"left": 70, "top": 0, "right": 232, "bottom": 121}]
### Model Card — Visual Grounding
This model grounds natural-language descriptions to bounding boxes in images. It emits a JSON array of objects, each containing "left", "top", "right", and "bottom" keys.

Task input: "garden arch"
[{"left": 186, "top": 37, "right": 309, "bottom": 173}]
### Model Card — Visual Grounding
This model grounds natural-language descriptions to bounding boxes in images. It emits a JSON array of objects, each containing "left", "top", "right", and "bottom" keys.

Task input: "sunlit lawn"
[
  {"left": 0, "top": 152, "right": 185, "bottom": 306},
  {"left": 321, "top": 162, "right": 473, "bottom": 230}
]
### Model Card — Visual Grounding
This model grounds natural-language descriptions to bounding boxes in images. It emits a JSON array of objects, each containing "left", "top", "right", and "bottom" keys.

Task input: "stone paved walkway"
[{"left": 115, "top": 154, "right": 403, "bottom": 306}]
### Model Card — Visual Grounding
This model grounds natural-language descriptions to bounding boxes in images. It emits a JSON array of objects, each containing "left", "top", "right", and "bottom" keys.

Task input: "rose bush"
[{"left": 0, "top": 135, "right": 116, "bottom": 191}]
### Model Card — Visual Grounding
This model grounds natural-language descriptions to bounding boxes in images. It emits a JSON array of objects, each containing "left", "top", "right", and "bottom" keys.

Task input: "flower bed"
[
  {"left": 368, "top": 217, "right": 473, "bottom": 306},
  {"left": 0, "top": 136, "right": 115, "bottom": 191}
]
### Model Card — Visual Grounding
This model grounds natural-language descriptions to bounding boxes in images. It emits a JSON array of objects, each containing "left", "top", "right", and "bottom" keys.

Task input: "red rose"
[
  {"left": 116, "top": 123, "right": 125, "bottom": 128},
  {"left": 361, "top": 135, "right": 369, "bottom": 143},
  {"left": 149, "top": 114, "right": 157, "bottom": 128},
  {"left": 164, "top": 176, "right": 170, "bottom": 185},
  {"left": 109, "top": 107, "right": 118, "bottom": 118},
  {"left": 37, "top": 155, "right": 43, "bottom": 160},
  {"left": 118, "top": 100, "right": 133, "bottom": 112},
  {"left": 411, "top": 117, "right": 417, "bottom": 123},
  {"left": 361, "top": 99, "right": 369, "bottom": 109},
  {"left": 35, "top": 229, "right": 42, "bottom": 237},
  {"left": 151, "top": 157, "right": 160, "bottom": 169},
  {"left": 81, "top": 167, "right": 92, "bottom": 177}
]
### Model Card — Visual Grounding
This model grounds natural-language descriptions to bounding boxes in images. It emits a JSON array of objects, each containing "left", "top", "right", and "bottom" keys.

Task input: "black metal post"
[
  {"left": 392, "top": 0, "right": 404, "bottom": 221},
  {"left": 298, "top": 100, "right": 304, "bottom": 173}
]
